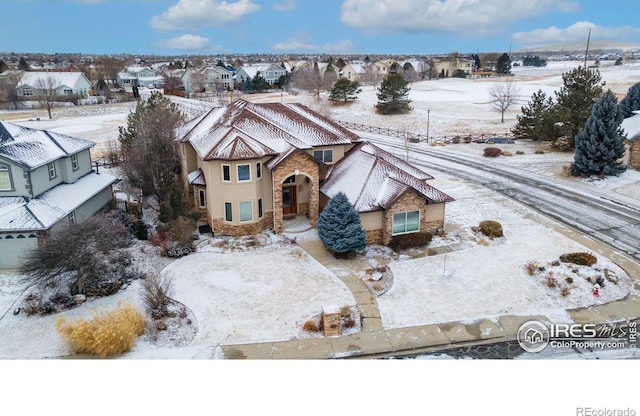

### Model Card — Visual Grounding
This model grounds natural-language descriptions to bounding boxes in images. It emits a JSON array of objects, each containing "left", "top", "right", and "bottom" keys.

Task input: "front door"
[{"left": 282, "top": 186, "right": 297, "bottom": 215}]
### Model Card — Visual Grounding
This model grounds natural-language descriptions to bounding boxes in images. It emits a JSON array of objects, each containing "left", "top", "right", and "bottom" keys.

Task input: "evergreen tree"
[
  {"left": 496, "top": 53, "right": 512, "bottom": 74},
  {"left": 471, "top": 53, "right": 481, "bottom": 70},
  {"left": 18, "top": 56, "right": 29, "bottom": 71},
  {"left": 555, "top": 66, "right": 604, "bottom": 148},
  {"left": 511, "top": 89, "right": 558, "bottom": 141},
  {"left": 317, "top": 192, "right": 366, "bottom": 254},
  {"left": 619, "top": 82, "right": 640, "bottom": 118},
  {"left": 328, "top": 78, "right": 362, "bottom": 102},
  {"left": 252, "top": 72, "right": 270, "bottom": 92},
  {"left": 0, "top": 60, "right": 7, "bottom": 73},
  {"left": 375, "top": 73, "right": 412, "bottom": 114},
  {"left": 572, "top": 90, "right": 627, "bottom": 177},
  {"left": 216, "top": 59, "right": 225, "bottom": 68}
]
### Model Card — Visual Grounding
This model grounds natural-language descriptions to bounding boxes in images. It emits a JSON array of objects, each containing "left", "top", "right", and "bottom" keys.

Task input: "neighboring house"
[
  {"left": 339, "top": 62, "right": 367, "bottom": 81},
  {"left": 116, "top": 66, "right": 163, "bottom": 88},
  {"left": 621, "top": 110, "right": 640, "bottom": 170},
  {"left": 182, "top": 66, "right": 233, "bottom": 95},
  {"left": 235, "top": 63, "right": 287, "bottom": 87},
  {"left": 0, "top": 122, "right": 117, "bottom": 269},
  {"left": 177, "top": 100, "right": 453, "bottom": 245},
  {"left": 16, "top": 71, "right": 91, "bottom": 97},
  {"left": 433, "top": 58, "right": 474, "bottom": 78}
]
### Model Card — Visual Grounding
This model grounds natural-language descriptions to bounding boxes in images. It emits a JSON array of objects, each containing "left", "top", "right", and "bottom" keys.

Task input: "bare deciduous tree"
[
  {"left": 489, "top": 78, "right": 521, "bottom": 123},
  {"left": 34, "top": 75, "right": 61, "bottom": 119}
]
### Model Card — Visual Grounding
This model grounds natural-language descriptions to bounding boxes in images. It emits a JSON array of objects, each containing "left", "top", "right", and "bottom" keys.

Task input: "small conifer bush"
[
  {"left": 56, "top": 303, "right": 145, "bottom": 358},
  {"left": 478, "top": 220, "right": 503, "bottom": 238},
  {"left": 483, "top": 147, "right": 502, "bottom": 157},
  {"left": 559, "top": 252, "right": 597, "bottom": 266}
]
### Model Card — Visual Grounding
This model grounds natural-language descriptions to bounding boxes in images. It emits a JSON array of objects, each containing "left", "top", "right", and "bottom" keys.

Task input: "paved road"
[{"left": 363, "top": 136, "right": 640, "bottom": 260}]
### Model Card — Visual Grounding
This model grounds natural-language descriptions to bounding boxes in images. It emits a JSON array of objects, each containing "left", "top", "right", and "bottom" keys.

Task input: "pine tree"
[
  {"left": 496, "top": 53, "right": 512, "bottom": 74},
  {"left": 18, "top": 56, "right": 29, "bottom": 71},
  {"left": 375, "top": 73, "right": 412, "bottom": 114},
  {"left": 572, "top": 90, "right": 627, "bottom": 177},
  {"left": 619, "top": 82, "right": 640, "bottom": 118},
  {"left": 511, "top": 89, "right": 558, "bottom": 141},
  {"left": 317, "top": 192, "right": 366, "bottom": 254},
  {"left": 555, "top": 66, "right": 604, "bottom": 148},
  {"left": 328, "top": 78, "right": 362, "bottom": 102},
  {"left": 252, "top": 72, "right": 270, "bottom": 92}
]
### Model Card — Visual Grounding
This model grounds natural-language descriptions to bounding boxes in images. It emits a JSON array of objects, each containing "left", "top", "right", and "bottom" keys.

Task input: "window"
[
  {"left": 237, "top": 164, "right": 251, "bottom": 182},
  {"left": 222, "top": 165, "right": 231, "bottom": 182},
  {"left": 198, "top": 189, "right": 206, "bottom": 208},
  {"left": 392, "top": 211, "right": 420, "bottom": 235},
  {"left": 71, "top": 154, "right": 79, "bottom": 171},
  {"left": 68, "top": 211, "right": 76, "bottom": 224},
  {"left": 224, "top": 202, "right": 233, "bottom": 222},
  {"left": 63, "top": 89, "right": 73, "bottom": 95},
  {"left": 313, "top": 149, "right": 333, "bottom": 163},
  {"left": 283, "top": 175, "right": 296, "bottom": 184},
  {"left": 47, "top": 162, "right": 57, "bottom": 179},
  {"left": 256, "top": 162, "right": 262, "bottom": 179},
  {"left": 22, "top": 88, "right": 33, "bottom": 96},
  {"left": 0, "top": 164, "right": 11, "bottom": 190},
  {"left": 239, "top": 201, "right": 252, "bottom": 222},
  {"left": 258, "top": 198, "right": 263, "bottom": 218}
]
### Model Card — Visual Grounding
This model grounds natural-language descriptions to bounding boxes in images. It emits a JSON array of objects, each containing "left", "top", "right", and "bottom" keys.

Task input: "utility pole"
[{"left": 584, "top": 28, "right": 591, "bottom": 68}]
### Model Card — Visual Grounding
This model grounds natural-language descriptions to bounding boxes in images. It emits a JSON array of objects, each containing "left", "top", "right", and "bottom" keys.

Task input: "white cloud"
[
  {"left": 161, "top": 34, "right": 211, "bottom": 50},
  {"left": 151, "top": 0, "right": 260, "bottom": 31},
  {"left": 341, "top": 0, "right": 578, "bottom": 36},
  {"left": 274, "top": 0, "right": 296, "bottom": 12},
  {"left": 512, "top": 21, "right": 640, "bottom": 49},
  {"left": 272, "top": 35, "right": 354, "bottom": 53}
]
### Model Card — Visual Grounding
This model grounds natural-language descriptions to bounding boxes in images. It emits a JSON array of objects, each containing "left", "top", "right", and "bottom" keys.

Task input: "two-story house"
[
  {"left": 16, "top": 71, "right": 92, "bottom": 97},
  {"left": 182, "top": 66, "right": 234, "bottom": 95},
  {"left": 0, "top": 122, "right": 117, "bottom": 269},
  {"left": 117, "top": 66, "right": 163, "bottom": 88},
  {"left": 235, "top": 64, "right": 287, "bottom": 87},
  {"left": 177, "top": 100, "right": 453, "bottom": 246}
]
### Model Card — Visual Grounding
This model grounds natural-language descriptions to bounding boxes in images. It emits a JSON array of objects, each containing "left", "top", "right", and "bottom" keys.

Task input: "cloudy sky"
[{"left": 3, "top": 0, "right": 640, "bottom": 55}]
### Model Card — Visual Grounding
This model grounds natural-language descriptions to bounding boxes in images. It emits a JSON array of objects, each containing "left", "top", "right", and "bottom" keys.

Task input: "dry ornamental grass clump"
[
  {"left": 559, "top": 252, "right": 597, "bottom": 266},
  {"left": 56, "top": 302, "right": 146, "bottom": 358}
]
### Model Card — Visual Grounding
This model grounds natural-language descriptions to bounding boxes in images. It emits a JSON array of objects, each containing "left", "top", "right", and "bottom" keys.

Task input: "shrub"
[
  {"left": 56, "top": 303, "right": 145, "bottom": 357},
  {"left": 478, "top": 220, "right": 503, "bottom": 238},
  {"left": 303, "top": 320, "right": 319, "bottom": 332},
  {"left": 565, "top": 277, "right": 574, "bottom": 284},
  {"left": 516, "top": 150, "right": 525, "bottom": 155},
  {"left": 463, "top": 136, "right": 472, "bottom": 143},
  {"left": 561, "top": 287, "right": 570, "bottom": 297},
  {"left": 389, "top": 231, "right": 433, "bottom": 251},
  {"left": 502, "top": 151, "right": 513, "bottom": 157},
  {"left": 559, "top": 252, "right": 597, "bottom": 266},
  {"left": 133, "top": 219, "right": 148, "bottom": 240},
  {"left": 483, "top": 147, "right": 502, "bottom": 157},
  {"left": 525, "top": 261, "right": 537, "bottom": 276},
  {"left": 141, "top": 273, "right": 174, "bottom": 319},
  {"left": 451, "top": 136, "right": 461, "bottom": 144},
  {"left": 535, "top": 150, "right": 545, "bottom": 154},
  {"left": 546, "top": 276, "right": 557, "bottom": 288}
]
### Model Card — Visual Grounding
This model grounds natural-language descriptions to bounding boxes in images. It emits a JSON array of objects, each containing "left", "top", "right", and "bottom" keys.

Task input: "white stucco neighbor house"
[
  {"left": 16, "top": 71, "right": 92, "bottom": 97},
  {"left": 0, "top": 122, "right": 117, "bottom": 269}
]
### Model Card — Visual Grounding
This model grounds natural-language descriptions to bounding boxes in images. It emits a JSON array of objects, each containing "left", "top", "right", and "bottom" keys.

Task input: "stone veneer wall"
[
  {"left": 365, "top": 229, "right": 383, "bottom": 245},
  {"left": 271, "top": 152, "right": 320, "bottom": 234},
  {"left": 381, "top": 191, "right": 444, "bottom": 245},
  {"left": 630, "top": 140, "right": 640, "bottom": 170},
  {"left": 212, "top": 212, "right": 274, "bottom": 237}
]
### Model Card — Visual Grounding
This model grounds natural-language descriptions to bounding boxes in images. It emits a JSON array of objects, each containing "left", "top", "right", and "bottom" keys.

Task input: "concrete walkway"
[{"left": 219, "top": 216, "right": 640, "bottom": 359}]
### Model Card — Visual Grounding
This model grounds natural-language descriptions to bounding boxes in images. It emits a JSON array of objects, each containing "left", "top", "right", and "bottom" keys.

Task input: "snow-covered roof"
[
  {"left": 187, "top": 168, "right": 206, "bottom": 186},
  {"left": 0, "top": 121, "right": 94, "bottom": 169},
  {"left": 321, "top": 142, "right": 454, "bottom": 212},
  {"left": 16, "top": 71, "right": 88, "bottom": 89},
  {"left": 177, "top": 100, "right": 361, "bottom": 161},
  {"left": 0, "top": 171, "right": 116, "bottom": 232},
  {"left": 621, "top": 111, "right": 640, "bottom": 141},
  {"left": 237, "top": 64, "right": 285, "bottom": 79}
]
